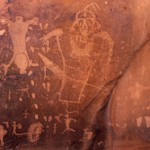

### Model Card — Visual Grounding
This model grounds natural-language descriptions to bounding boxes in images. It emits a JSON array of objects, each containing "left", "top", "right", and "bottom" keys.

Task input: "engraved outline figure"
[
  {"left": 70, "top": 2, "right": 114, "bottom": 58},
  {"left": 70, "top": 2, "right": 114, "bottom": 103}
]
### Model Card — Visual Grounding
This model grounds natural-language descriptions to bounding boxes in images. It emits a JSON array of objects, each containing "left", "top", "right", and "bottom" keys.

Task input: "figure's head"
[
  {"left": 73, "top": 10, "right": 96, "bottom": 36},
  {"left": 15, "top": 16, "right": 23, "bottom": 22},
  {"left": 70, "top": 8, "right": 102, "bottom": 38}
]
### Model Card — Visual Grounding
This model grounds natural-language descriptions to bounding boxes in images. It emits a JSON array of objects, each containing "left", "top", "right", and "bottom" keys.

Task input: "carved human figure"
[
  {"left": 0, "top": 16, "right": 39, "bottom": 75},
  {"left": 23, "top": 109, "right": 29, "bottom": 119},
  {"left": 12, "top": 121, "right": 22, "bottom": 135},
  {"left": 0, "top": 125, "right": 7, "bottom": 146},
  {"left": 53, "top": 123, "right": 57, "bottom": 135},
  {"left": 55, "top": 114, "right": 63, "bottom": 123},
  {"left": 62, "top": 114, "right": 77, "bottom": 134}
]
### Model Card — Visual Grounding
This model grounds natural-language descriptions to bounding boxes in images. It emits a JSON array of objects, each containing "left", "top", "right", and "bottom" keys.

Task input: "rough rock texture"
[{"left": 0, "top": 0, "right": 149, "bottom": 150}]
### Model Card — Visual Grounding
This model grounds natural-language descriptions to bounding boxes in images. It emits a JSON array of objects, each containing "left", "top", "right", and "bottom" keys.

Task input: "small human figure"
[
  {"left": 62, "top": 114, "right": 77, "bottom": 134},
  {"left": 12, "top": 121, "right": 17, "bottom": 135},
  {"left": 23, "top": 109, "right": 29, "bottom": 119},
  {"left": 12, "top": 121, "right": 22, "bottom": 135},
  {"left": 53, "top": 123, "right": 57, "bottom": 135},
  {"left": 55, "top": 114, "right": 63, "bottom": 123},
  {"left": 0, "top": 125, "right": 7, "bottom": 146},
  {"left": 0, "top": 16, "right": 39, "bottom": 75}
]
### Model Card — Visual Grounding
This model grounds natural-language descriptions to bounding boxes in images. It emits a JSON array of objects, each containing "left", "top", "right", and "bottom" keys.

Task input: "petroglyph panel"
[{"left": 0, "top": 0, "right": 149, "bottom": 149}]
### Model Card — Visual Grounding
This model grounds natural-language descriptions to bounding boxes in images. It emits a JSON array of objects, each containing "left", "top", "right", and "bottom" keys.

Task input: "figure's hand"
[{"left": 40, "top": 35, "right": 49, "bottom": 45}]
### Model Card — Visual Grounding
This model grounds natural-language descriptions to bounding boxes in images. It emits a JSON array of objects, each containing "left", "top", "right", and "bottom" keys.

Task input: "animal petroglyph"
[{"left": 0, "top": 16, "right": 39, "bottom": 75}]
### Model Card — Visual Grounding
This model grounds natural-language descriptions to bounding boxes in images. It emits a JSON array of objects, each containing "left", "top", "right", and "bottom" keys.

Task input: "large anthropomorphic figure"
[{"left": 0, "top": 16, "right": 39, "bottom": 75}]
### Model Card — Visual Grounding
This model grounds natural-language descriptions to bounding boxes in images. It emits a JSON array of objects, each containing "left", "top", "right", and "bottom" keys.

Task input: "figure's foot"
[{"left": 19, "top": 69, "right": 27, "bottom": 74}]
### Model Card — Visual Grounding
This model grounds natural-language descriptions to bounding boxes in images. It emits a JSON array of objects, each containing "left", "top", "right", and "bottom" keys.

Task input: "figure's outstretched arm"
[{"left": 40, "top": 28, "right": 63, "bottom": 45}]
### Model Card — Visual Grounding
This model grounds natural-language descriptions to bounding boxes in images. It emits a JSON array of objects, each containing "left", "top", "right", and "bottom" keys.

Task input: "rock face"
[
  {"left": 106, "top": 39, "right": 150, "bottom": 150},
  {"left": 0, "top": 0, "right": 149, "bottom": 149}
]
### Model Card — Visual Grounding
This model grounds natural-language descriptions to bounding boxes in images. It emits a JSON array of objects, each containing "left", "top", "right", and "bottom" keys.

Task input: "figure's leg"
[
  {"left": 0, "top": 138, "right": 4, "bottom": 146},
  {"left": 62, "top": 129, "right": 67, "bottom": 134},
  {"left": 70, "top": 128, "right": 76, "bottom": 132},
  {"left": 2, "top": 54, "right": 15, "bottom": 75}
]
